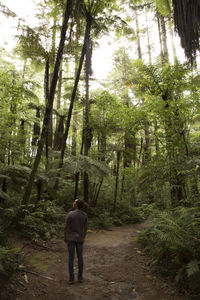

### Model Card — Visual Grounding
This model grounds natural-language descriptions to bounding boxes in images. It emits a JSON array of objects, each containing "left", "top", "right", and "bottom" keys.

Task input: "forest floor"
[{"left": 1, "top": 222, "right": 199, "bottom": 300}]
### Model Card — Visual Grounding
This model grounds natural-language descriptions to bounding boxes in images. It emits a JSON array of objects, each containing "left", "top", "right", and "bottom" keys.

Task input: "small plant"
[
  {"left": 89, "top": 211, "right": 113, "bottom": 229},
  {"left": 0, "top": 247, "right": 20, "bottom": 287}
]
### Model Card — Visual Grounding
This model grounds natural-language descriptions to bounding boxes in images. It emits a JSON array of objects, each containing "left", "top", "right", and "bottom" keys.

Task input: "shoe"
[
  {"left": 68, "top": 277, "right": 74, "bottom": 284},
  {"left": 78, "top": 275, "right": 83, "bottom": 283}
]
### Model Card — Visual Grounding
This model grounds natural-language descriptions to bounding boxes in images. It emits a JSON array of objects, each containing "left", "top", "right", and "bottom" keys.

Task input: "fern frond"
[{"left": 186, "top": 260, "right": 200, "bottom": 277}]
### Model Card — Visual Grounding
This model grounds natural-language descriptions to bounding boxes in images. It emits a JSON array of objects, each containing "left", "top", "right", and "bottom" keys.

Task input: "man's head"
[{"left": 73, "top": 199, "right": 85, "bottom": 210}]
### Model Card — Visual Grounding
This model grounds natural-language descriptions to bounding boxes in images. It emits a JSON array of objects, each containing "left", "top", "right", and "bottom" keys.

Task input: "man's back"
[{"left": 66, "top": 210, "right": 88, "bottom": 242}]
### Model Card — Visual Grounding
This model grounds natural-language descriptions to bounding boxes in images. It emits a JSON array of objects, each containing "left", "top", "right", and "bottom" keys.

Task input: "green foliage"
[
  {"left": 89, "top": 202, "right": 154, "bottom": 228},
  {"left": 154, "top": 0, "right": 172, "bottom": 17},
  {"left": 16, "top": 201, "right": 65, "bottom": 241},
  {"left": 139, "top": 207, "right": 200, "bottom": 292},
  {"left": 113, "top": 203, "right": 155, "bottom": 225},
  {"left": 89, "top": 211, "right": 113, "bottom": 229},
  {"left": 0, "top": 247, "right": 20, "bottom": 286},
  {"left": 0, "top": 195, "right": 65, "bottom": 243},
  {"left": 15, "top": 26, "right": 47, "bottom": 62}
]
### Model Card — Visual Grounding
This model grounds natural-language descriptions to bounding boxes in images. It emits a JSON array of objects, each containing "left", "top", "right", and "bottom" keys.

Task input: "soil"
[{"left": 1, "top": 222, "right": 199, "bottom": 300}]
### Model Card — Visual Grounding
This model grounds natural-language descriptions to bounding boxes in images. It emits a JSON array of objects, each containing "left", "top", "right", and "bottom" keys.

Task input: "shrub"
[
  {"left": 89, "top": 211, "right": 113, "bottom": 229},
  {"left": 139, "top": 207, "right": 200, "bottom": 293},
  {"left": 0, "top": 247, "right": 20, "bottom": 287},
  {"left": 16, "top": 201, "right": 65, "bottom": 241}
]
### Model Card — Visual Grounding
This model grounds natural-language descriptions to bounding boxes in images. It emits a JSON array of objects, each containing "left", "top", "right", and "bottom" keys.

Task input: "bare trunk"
[
  {"left": 32, "top": 107, "right": 41, "bottom": 147},
  {"left": 160, "top": 15, "right": 169, "bottom": 62},
  {"left": 59, "top": 17, "right": 91, "bottom": 169},
  {"left": 22, "top": 0, "right": 72, "bottom": 205},
  {"left": 145, "top": 9, "right": 152, "bottom": 64},
  {"left": 157, "top": 14, "right": 164, "bottom": 60},
  {"left": 136, "top": 10, "right": 142, "bottom": 59},
  {"left": 113, "top": 151, "right": 120, "bottom": 211},
  {"left": 168, "top": 21, "right": 177, "bottom": 63},
  {"left": 53, "top": 66, "right": 63, "bottom": 150}
]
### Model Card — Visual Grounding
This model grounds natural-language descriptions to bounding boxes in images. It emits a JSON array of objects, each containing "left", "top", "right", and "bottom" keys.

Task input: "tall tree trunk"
[
  {"left": 83, "top": 31, "right": 93, "bottom": 203},
  {"left": 145, "top": 8, "right": 152, "bottom": 64},
  {"left": 113, "top": 151, "right": 120, "bottom": 211},
  {"left": 22, "top": 0, "right": 73, "bottom": 205},
  {"left": 157, "top": 14, "right": 164, "bottom": 60},
  {"left": 160, "top": 15, "right": 169, "bottom": 62},
  {"left": 44, "top": 59, "right": 50, "bottom": 171},
  {"left": 135, "top": 10, "right": 142, "bottom": 59},
  {"left": 32, "top": 107, "right": 41, "bottom": 147},
  {"left": 53, "top": 116, "right": 64, "bottom": 150},
  {"left": 143, "top": 124, "right": 151, "bottom": 163},
  {"left": 92, "top": 131, "right": 106, "bottom": 206},
  {"left": 136, "top": 15, "right": 151, "bottom": 164},
  {"left": 59, "top": 16, "right": 92, "bottom": 169},
  {"left": 154, "top": 119, "right": 159, "bottom": 154},
  {"left": 53, "top": 66, "right": 63, "bottom": 150},
  {"left": 168, "top": 21, "right": 177, "bottom": 63},
  {"left": 19, "top": 119, "right": 26, "bottom": 159},
  {"left": 47, "top": 15, "right": 57, "bottom": 152}
]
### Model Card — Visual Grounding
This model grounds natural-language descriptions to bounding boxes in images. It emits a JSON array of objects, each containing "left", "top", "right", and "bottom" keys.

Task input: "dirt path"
[{"left": 2, "top": 223, "right": 199, "bottom": 300}]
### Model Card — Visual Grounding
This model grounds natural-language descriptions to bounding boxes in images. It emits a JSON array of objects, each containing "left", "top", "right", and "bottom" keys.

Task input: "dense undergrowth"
[{"left": 139, "top": 206, "right": 200, "bottom": 294}]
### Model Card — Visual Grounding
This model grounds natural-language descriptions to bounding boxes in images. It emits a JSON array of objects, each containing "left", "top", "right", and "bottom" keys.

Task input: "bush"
[
  {"left": 139, "top": 207, "right": 200, "bottom": 293},
  {"left": 89, "top": 211, "right": 113, "bottom": 229},
  {"left": 16, "top": 201, "right": 65, "bottom": 241},
  {"left": 0, "top": 247, "right": 20, "bottom": 287},
  {"left": 113, "top": 203, "right": 155, "bottom": 225},
  {"left": 0, "top": 198, "right": 65, "bottom": 242}
]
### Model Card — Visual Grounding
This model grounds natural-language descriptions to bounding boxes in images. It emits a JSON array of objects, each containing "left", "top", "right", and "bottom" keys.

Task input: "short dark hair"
[{"left": 75, "top": 199, "right": 84, "bottom": 210}]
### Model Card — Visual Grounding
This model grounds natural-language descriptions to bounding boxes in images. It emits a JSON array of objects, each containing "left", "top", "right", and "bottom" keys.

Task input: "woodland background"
[{"left": 1, "top": 0, "right": 200, "bottom": 294}]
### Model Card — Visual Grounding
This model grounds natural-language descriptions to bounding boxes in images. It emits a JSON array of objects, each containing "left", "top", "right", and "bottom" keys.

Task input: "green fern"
[
  {"left": 139, "top": 206, "right": 200, "bottom": 288},
  {"left": 186, "top": 260, "right": 200, "bottom": 278}
]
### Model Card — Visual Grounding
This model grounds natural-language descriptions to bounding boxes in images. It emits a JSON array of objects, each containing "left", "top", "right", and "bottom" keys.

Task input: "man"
[{"left": 64, "top": 199, "right": 88, "bottom": 284}]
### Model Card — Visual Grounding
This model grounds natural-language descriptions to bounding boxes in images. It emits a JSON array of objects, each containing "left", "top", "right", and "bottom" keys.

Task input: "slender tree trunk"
[
  {"left": 53, "top": 116, "right": 64, "bottom": 150},
  {"left": 138, "top": 137, "right": 143, "bottom": 168},
  {"left": 160, "top": 15, "right": 169, "bottom": 62},
  {"left": 47, "top": 15, "right": 57, "bottom": 152},
  {"left": 135, "top": 10, "right": 142, "bottom": 59},
  {"left": 113, "top": 151, "right": 120, "bottom": 211},
  {"left": 53, "top": 66, "right": 63, "bottom": 150},
  {"left": 154, "top": 119, "right": 159, "bottom": 154},
  {"left": 22, "top": 0, "right": 73, "bottom": 205},
  {"left": 19, "top": 119, "right": 26, "bottom": 159},
  {"left": 157, "top": 14, "right": 164, "bottom": 60},
  {"left": 168, "top": 21, "right": 177, "bottom": 63},
  {"left": 83, "top": 32, "right": 93, "bottom": 203},
  {"left": 73, "top": 122, "right": 84, "bottom": 200},
  {"left": 59, "top": 17, "right": 92, "bottom": 169},
  {"left": 92, "top": 131, "right": 106, "bottom": 206},
  {"left": 44, "top": 59, "right": 50, "bottom": 171},
  {"left": 143, "top": 124, "right": 151, "bottom": 163},
  {"left": 93, "top": 179, "right": 103, "bottom": 207},
  {"left": 145, "top": 9, "right": 152, "bottom": 64},
  {"left": 120, "top": 166, "right": 125, "bottom": 201},
  {"left": 32, "top": 107, "right": 41, "bottom": 147}
]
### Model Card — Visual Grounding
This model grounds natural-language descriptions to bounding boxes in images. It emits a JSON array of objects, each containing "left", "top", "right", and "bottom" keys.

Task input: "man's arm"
[
  {"left": 64, "top": 222, "right": 67, "bottom": 243},
  {"left": 83, "top": 219, "right": 88, "bottom": 242}
]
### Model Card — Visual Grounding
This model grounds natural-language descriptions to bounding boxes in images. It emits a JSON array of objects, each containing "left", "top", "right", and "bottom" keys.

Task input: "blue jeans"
[{"left": 67, "top": 241, "right": 83, "bottom": 279}]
